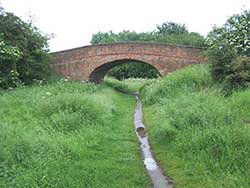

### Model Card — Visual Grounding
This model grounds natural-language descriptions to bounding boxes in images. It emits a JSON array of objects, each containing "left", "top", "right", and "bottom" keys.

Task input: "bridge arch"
[
  {"left": 89, "top": 59, "right": 161, "bottom": 83},
  {"left": 50, "top": 42, "right": 206, "bottom": 82}
]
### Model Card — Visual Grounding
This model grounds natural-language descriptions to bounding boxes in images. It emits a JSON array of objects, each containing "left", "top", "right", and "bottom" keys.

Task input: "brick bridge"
[{"left": 51, "top": 42, "right": 206, "bottom": 83}]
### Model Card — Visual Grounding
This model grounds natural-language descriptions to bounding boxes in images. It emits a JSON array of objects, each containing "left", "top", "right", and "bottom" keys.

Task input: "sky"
[{"left": 1, "top": 0, "right": 250, "bottom": 52}]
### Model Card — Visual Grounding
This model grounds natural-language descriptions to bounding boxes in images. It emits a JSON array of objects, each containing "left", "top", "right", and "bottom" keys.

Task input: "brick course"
[{"left": 50, "top": 42, "right": 207, "bottom": 83}]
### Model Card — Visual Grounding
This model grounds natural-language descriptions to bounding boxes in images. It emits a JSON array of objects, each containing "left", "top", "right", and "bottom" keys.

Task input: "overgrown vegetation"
[
  {"left": 140, "top": 64, "right": 250, "bottom": 188},
  {"left": 206, "top": 10, "right": 250, "bottom": 91},
  {"left": 141, "top": 64, "right": 212, "bottom": 105},
  {"left": 104, "top": 76, "right": 155, "bottom": 94},
  {"left": 1, "top": 5, "right": 250, "bottom": 188},
  {"left": 0, "top": 81, "right": 150, "bottom": 188},
  {"left": 0, "top": 7, "right": 51, "bottom": 89}
]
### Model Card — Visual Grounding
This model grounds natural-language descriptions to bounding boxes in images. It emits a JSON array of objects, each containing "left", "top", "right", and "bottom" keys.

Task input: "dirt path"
[{"left": 133, "top": 95, "right": 173, "bottom": 188}]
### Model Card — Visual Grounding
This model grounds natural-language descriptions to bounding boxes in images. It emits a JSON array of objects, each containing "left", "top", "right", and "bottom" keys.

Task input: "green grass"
[
  {"left": 0, "top": 81, "right": 150, "bottom": 188},
  {"left": 2, "top": 64, "right": 250, "bottom": 188},
  {"left": 140, "top": 64, "right": 250, "bottom": 188},
  {"left": 104, "top": 76, "right": 155, "bottom": 94}
]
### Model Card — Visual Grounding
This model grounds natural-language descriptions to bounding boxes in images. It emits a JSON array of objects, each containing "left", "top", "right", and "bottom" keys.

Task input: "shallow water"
[{"left": 133, "top": 96, "right": 173, "bottom": 188}]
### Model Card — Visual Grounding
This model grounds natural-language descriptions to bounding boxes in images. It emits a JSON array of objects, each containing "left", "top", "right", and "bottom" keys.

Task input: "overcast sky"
[{"left": 1, "top": 0, "right": 250, "bottom": 52}]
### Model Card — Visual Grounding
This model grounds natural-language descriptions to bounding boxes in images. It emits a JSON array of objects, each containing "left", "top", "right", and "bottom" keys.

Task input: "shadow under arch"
[{"left": 89, "top": 59, "right": 162, "bottom": 83}]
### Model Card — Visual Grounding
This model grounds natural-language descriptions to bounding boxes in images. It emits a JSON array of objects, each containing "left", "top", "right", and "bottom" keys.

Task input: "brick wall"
[{"left": 50, "top": 42, "right": 207, "bottom": 83}]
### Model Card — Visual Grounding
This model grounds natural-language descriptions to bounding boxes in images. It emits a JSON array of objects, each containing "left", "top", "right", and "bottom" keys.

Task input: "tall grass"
[
  {"left": 141, "top": 64, "right": 250, "bottom": 188},
  {"left": 0, "top": 81, "right": 150, "bottom": 188},
  {"left": 141, "top": 64, "right": 213, "bottom": 105},
  {"left": 104, "top": 76, "right": 156, "bottom": 94}
]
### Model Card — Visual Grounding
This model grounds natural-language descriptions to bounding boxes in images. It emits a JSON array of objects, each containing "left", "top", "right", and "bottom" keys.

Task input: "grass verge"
[
  {"left": 0, "top": 81, "right": 150, "bottom": 188},
  {"left": 140, "top": 64, "right": 250, "bottom": 188},
  {"left": 104, "top": 77, "right": 155, "bottom": 94}
]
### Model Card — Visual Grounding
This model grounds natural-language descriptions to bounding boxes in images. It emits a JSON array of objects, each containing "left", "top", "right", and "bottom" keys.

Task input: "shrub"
[
  {"left": 207, "top": 42, "right": 238, "bottom": 82},
  {"left": 206, "top": 10, "right": 250, "bottom": 57},
  {"left": 0, "top": 7, "right": 51, "bottom": 89},
  {"left": 0, "top": 34, "right": 22, "bottom": 89},
  {"left": 206, "top": 10, "right": 250, "bottom": 91},
  {"left": 207, "top": 42, "right": 250, "bottom": 91}
]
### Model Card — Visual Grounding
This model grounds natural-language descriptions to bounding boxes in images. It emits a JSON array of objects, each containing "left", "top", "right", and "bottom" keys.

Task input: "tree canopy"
[
  {"left": 206, "top": 10, "right": 250, "bottom": 91},
  {"left": 0, "top": 6, "right": 51, "bottom": 89},
  {"left": 91, "top": 22, "right": 205, "bottom": 47},
  {"left": 156, "top": 22, "right": 188, "bottom": 35},
  {"left": 206, "top": 10, "right": 250, "bottom": 57}
]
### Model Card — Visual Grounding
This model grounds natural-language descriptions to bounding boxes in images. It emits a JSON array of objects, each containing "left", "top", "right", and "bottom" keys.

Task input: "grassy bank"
[
  {"left": 140, "top": 64, "right": 250, "bottom": 188},
  {"left": 0, "top": 81, "right": 150, "bottom": 188},
  {"left": 104, "top": 77, "right": 155, "bottom": 94},
  {"left": 2, "top": 64, "right": 250, "bottom": 188}
]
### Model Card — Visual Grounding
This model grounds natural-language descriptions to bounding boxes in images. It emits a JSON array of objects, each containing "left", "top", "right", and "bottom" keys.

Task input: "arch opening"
[{"left": 89, "top": 59, "right": 161, "bottom": 83}]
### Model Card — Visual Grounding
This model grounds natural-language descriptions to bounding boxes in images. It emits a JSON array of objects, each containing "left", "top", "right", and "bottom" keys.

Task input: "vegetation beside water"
[
  {"left": 2, "top": 64, "right": 250, "bottom": 188},
  {"left": 104, "top": 63, "right": 250, "bottom": 187},
  {"left": 0, "top": 81, "right": 150, "bottom": 188},
  {"left": 140, "top": 64, "right": 250, "bottom": 188},
  {"left": 1, "top": 5, "right": 250, "bottom": 188},
  {"left": 104, "top": 77, "right": 155, "bottom": 94}
]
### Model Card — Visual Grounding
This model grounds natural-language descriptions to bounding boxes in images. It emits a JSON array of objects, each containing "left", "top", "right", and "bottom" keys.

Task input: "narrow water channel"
[{"left": 133, "top": 95, "right": 173, "bottom": 188}]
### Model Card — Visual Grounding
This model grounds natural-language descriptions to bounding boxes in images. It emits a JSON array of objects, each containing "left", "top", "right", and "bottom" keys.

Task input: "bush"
[
  {"left": 0, "top": 34, "right": 22, "bottom": 89},
  {"left": 206, "top": 10, "right": 250, "bottom": 57},
  {"left": 207, "top": 42, "right": 250, "bottom": 91},
  {"left": 0, "top": 7, "right": 51, "bottom": 89},
  {"left": 206, "top": 10, "right": 250, "bottom": 91}
]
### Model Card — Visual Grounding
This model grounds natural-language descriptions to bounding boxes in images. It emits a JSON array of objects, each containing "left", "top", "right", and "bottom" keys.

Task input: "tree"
[
  {"left": 0, "top": 6, "right": 51, "bottom": 89},
  {"left": 90, "top": 26, "right": 204, "bottom": 47},
  {"left": 156, "top": 22, "right": 188, "bottom": 35},
  {"left": 91, "top": 31, "right": 146, "bottom": 44},
  {"left": 206, "top": 10, "right": 250, "bottom": 57},
  {"left": 206, "top": 10, "right": 250, "bottom": 91}
]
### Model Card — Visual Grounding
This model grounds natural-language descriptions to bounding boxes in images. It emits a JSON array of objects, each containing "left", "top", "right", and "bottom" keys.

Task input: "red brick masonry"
[{"left": 50, "top": 42, "right": 207, "bottom": 83}]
